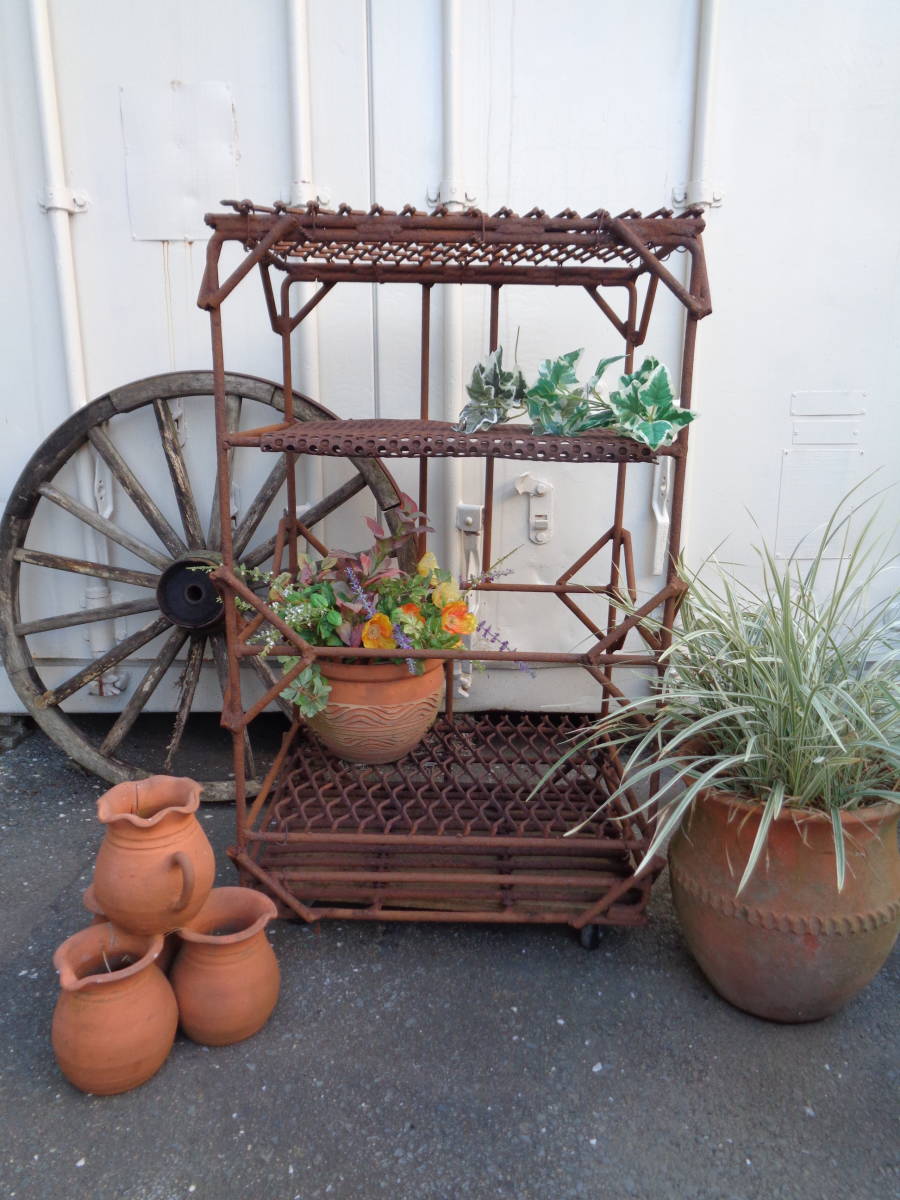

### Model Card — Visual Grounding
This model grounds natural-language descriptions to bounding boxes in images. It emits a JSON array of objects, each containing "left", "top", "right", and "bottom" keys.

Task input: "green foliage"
[
  {"left": 604, "top": 357, "right": 695, "bottom": 449},
  {"left": 242, "top": 495, "right": 476, "bottom": 718},
  {"left": 456, "top": 348, "right": 695, "bottom": 450},
  {"left": 524, "top": 351, "right": 621, "bottom": 436},
  {"left": 456, "top": 347, "right": 528, "bottom": 433},
  {"left": 278, "top": 660, "right": 331, "bottom": 719},
  {"left": 535, "top": 487, "right": 899, "bottom": 892}
]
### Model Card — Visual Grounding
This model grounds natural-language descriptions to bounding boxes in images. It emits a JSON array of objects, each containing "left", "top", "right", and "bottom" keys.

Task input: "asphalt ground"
[{"left": 0, "top": 721, "right": 896, "bottom": 1200}]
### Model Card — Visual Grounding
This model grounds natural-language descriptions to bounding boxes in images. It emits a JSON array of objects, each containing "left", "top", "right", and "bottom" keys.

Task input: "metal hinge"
[
  {"left": 515, "top": 473, "right": 553, "bottom": 545},
  {"left": 651, "top": 459, "right": 673, "bottom": 575},
  {"left": 40, "top": 186, "right": 90, "bottom": 215}
]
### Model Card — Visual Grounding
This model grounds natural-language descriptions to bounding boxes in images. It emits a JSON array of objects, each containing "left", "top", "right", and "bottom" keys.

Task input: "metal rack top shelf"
[
  {"left": 239, "top": 418, "right": 674, "bottom": 463},
  {"left": 200, "top": 200, "right": 709, "bottom": 300}
]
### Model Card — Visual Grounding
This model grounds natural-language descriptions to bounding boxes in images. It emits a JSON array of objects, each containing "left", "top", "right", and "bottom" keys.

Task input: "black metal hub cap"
[{"left": 156, "top": 557, "right": 224, "bottom": 630}]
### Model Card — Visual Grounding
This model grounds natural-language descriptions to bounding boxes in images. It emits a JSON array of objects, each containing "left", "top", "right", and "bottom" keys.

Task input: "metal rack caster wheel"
[{"left": 578, "top": 925, "right": 603, "bottom": 950}]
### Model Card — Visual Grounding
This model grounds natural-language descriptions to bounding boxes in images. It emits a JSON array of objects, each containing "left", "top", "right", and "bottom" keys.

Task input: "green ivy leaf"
[{"left": 456, "top": 346, "right": 527, "bottom": 433}]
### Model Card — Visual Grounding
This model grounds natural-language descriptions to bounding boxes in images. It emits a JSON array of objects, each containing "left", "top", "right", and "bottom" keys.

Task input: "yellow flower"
[
  {"left": 417, "top": 551, "right": 440, "bottom": 580},
  {"left": 441, "top": 601, "right": 476, "bottom": 636},
  {"left": 431, "top": 579, "right": 462, "bottom": 609},
  {"left": 361, "top": 613, "right": 396, "bottom": 649}
]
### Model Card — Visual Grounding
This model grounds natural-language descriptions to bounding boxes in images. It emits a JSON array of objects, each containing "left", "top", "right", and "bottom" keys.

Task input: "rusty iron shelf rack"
[{"left": 198, "top": 200, "right": 711, "bottom": 934}]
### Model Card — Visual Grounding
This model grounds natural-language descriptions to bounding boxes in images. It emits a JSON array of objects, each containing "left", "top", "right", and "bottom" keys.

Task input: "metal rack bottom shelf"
[{"left": 233, "top": 712, "right": 658, "bottom": 929}]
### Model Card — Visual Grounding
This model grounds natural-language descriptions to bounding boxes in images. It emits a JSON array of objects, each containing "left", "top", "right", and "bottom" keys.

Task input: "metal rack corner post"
[{"left": 197, "top": 201, "right": 711, "bottom": 933}]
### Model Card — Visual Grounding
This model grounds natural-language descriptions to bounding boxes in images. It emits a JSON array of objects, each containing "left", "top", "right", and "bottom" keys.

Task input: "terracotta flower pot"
[
  {"left": 307, "top": 657, "right": 444, "bottom": 764},
  {"left": 669, "top": 790, "right": 900, "bottom": 1022},
  {"left": 52, "top": 923, "right": 178, "bottom": 1094},
  {"left": 170, "top": 887, "right": 280, "bottom": 1046},
  {"left": 93, "top": 775, "right": 215, "bottom": 936},
  {"left": 82, "top": 883, "right": 178, "bottom": 973}
]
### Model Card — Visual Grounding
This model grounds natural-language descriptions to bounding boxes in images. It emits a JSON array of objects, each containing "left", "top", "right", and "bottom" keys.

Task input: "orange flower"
[
  {"left": 361, "top": 612, "right": 396, "bottom": 649},
  {"left": 440, "top": 601, "right": 476, "bottom": 636},
  {"left": 399, "top": 603, "right": 423, "bottom": 622}
]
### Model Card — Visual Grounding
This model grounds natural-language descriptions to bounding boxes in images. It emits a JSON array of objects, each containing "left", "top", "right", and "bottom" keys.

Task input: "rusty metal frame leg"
[{"left": 418, "top": 283, "right": 432, "bottom": 558}]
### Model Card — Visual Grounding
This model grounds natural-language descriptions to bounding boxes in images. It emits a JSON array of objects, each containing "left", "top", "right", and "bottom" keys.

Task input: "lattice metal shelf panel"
[
  {"left": 240, "top": 714, "right": 656, "bottom": 927},
  {"left": 253, "top": 419, "right": 669, "bottom": 463},
  {"left": 202, "top": 201, "right": 709, "bottom": 292}
]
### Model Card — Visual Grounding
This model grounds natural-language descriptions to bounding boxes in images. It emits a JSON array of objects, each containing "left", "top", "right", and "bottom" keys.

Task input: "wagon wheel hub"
[{"left": 156, "top": 555, "right": 224, "bottom": 631}]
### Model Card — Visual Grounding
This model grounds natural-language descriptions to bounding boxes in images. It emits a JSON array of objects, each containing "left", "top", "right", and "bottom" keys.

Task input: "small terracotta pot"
[
  {"left": 52, "top": 923, "right": 178, "bottom": 1094},
  {"left": 669, "top": 790, "right": 900, "bottom": 1022},
  {"left": 93, "top": 775, "right": 215, "bottom": 936},
  {"left": 82, "top": 883, "right": 178, "bottom": 974},
  {"left": 170, "top": 887, "right": 279, "bottom": 1046},
  {"left": 308, "top": 657, "right": 444, "bottom": 764}
]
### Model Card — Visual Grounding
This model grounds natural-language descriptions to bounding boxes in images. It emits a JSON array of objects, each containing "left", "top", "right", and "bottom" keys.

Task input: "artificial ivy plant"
[{"left": 456, "top": 348, "right": 695, "bottom": 451}]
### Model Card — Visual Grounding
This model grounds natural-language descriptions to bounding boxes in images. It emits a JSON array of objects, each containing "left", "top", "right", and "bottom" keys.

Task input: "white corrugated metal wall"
[{"left": 1, "top": 0, "right": 897, "bottom": 717}]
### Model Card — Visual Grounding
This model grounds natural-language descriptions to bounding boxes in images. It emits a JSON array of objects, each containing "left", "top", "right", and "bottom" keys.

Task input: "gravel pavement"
[{"left": 0, "top": 722, "right": 896, "bottom": 1200}]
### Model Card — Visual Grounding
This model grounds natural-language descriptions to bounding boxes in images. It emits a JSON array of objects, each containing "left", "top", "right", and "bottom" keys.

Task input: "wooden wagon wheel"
[{"left": 0, "top": 371, "right": 406, "bottom": 801}]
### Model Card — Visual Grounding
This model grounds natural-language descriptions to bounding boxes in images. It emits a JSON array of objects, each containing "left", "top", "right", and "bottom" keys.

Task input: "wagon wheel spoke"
[
  {"left": 208, "top": 392, "right": 242, "bottom": 550},
  {"left": 153, "top": 398, "right": 205, "bottom": 548},
  {"left": 210, "top": 633, "right": 257, "bottom": 779},
  {"left": 38, "top": 483, "right": 171, "bottom": 571},
  {"left": 14, "top": 597, "right": 160, "bottom": 637},
  {"left": 98, "top": 625, "right": 189, "bottom": 756},
  {"left": 232, "top": 456, "right": 288, "bottom": 559},
  {"left": 88, "top": 425, "right": 188, "bottom": 558},
  {"left": 13, "top": 548, "right": 159, "bottom": 589},
  {"left": 248, "top": 650, "right": 293, "bottom": 716},
  {"left": 38, "top": 615, "right": 172, "bottom": 709},
  {"left": 242, "top": 473, "right": 367, "bottom": 569},
  {"left": 164, "top": 636, "right": 207, "bottom": 772}
]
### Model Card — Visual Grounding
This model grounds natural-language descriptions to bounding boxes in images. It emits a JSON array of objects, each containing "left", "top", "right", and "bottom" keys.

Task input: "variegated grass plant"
[{"left": 549, "top": 489, "right": 899, "bottom": 892}]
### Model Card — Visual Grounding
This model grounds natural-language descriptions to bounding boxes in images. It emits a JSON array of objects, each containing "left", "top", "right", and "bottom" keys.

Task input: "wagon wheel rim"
[{"left": 0, "top": 371, "right": 406, "bottom": 801}]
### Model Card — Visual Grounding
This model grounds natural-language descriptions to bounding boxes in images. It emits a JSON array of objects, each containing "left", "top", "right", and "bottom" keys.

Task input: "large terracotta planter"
[
  {"left": 93, "top": 775, "right": 215, "bottom": 935},
  {"left": 307, "top": 657, "right": 444, "bottom": 764},
  {"left": 170, "top": 887, "right": 280, "bottom": 1046},
  {"left": 52, "top": 923, "right": 178, "bottom": 1094},
  {"left": 669, "top": 790, "right": 900, "bottom": 1022}
]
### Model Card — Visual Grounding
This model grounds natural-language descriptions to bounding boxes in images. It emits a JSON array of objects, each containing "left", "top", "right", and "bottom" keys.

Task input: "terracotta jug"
[
  {"left": 93, "top": 775, "right": 215, "bottom": 935},
  {"left": 82, "top": 882, "right": 178, "bottom": 973},
  {"left": 171, "top": 887, "right": 280, "bottom": 1046},
  {"left": 52, "top": 923, "right": 178, "bottom": 1094}
]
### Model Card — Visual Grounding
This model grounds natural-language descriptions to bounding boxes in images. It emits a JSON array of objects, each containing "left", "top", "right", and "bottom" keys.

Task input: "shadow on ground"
[{"left": 0, "top": 721, "right": 896, "bottom": 1200}]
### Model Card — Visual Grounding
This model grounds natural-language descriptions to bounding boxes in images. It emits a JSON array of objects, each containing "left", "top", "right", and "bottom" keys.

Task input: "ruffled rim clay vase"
[
  {"left": 669, "top": 790, "right": 900, "bottom": 1022},
  {"left": 308, "top": 657, "right": 444, "bottom": 764},
  {"left": 171, "top": 887, "right": 279, "bottom": 1046},
  {"left": 52, "top": 923, "right": 178, "bottom": 1095},
  {"left": 82, "top": 883, "right": 178, "bottom": 973},
  {"left": 93, "top": 775, "right": 215, "bottom": 936}
]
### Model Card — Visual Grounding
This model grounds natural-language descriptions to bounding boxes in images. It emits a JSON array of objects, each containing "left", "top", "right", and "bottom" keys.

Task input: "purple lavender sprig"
[
  {"left": 459, "top": 565, "right": 515, "bottom": 589},
  {"left": 477, "top": 620, "right": 537, "bottom": 679},
  {"left": 344, "top": 566, "right": 378, "bottom": 618},
  {"left": 391, "top": 621, "right": 418, "bottom": 676},
  {"left": 346, "top": 566, "right": 416, "bottom": 675}
]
